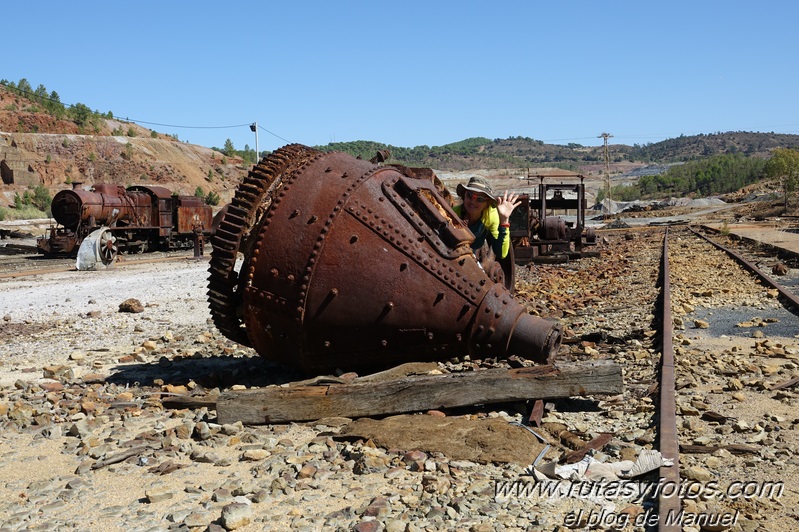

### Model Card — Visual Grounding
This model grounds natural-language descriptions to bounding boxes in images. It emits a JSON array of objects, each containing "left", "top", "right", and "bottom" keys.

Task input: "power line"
[
  {"left": 1, "top": 80, "right": 294, "bottom": 144},
  {"left": 256, "top": 123, "right": 292, "bottom": 144},
  {"left": 123, "top": 119, "right": 252, "bottom": 130}
]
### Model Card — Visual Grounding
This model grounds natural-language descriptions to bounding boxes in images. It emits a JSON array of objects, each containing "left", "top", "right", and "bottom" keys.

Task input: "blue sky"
[{"left": 5, "top": 1, "right": 798, "bottom": 154}]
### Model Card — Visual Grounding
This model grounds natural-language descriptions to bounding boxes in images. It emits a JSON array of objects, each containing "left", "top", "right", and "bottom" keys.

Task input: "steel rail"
[
  {"left": 689, "top": 226, "right": 799, "bottom": 309},
  {"left": 658, "top": 227, "right": 681, "bottom": 531},
  {"left": 0, "top": 253, "right": 206, "bottom": 279}
]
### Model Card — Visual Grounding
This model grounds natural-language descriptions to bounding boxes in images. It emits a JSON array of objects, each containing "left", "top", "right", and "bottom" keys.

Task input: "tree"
[
  {"left": 31, "top": 185, "right": 52, "bottom": 212},
  {"left": 70, "top": 102, "right": 92, "bottom": 126},
  {"left": 765, "top": 147, "right": 799, "bottom": 211},
  {"left": 223, "top": 139, "right": 235, "bottom": 156},
  {"left": 205, "top": 191, "right": 220, "bottom": 206},
  {"left": 16, "top": 78, "right": 32, "bottom": 96}
]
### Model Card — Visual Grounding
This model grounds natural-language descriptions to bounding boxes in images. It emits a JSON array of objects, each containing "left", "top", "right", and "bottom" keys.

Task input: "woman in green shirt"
[{"left": 453, "top": 176, "right": 521, "bottom": 259}]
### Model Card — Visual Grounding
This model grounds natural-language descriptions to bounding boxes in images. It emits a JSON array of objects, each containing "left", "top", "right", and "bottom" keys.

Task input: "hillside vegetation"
[{"left": 2, "top": 77, "right": 799, "bottom": 217}]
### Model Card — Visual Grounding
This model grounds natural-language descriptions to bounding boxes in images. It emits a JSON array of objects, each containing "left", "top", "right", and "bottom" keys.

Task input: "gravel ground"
[{"left": 0, "top": 228, "right": 796, "bottom": 531}]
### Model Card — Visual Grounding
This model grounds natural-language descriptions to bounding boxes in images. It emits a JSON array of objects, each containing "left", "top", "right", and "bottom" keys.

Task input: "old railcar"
[
  {"left": 509, "top": 174, "right": 599, "bottom": 262},
  {"left": 37, "top": 183, "right": 213, "bottom": 257}
]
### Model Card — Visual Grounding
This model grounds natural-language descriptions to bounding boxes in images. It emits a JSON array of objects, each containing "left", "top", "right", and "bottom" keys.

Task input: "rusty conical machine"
[{"left": 208, "top": 144, "right": 561, "bottom": 373}]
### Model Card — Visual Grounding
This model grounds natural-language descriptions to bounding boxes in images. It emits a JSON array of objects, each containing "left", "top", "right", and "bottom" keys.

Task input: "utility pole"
[
  {"left": 598, "top": 132, "right": 613, "bottom": 218},
  {"left": 250, "top": 123, "right": 259, "bottom": 164}
]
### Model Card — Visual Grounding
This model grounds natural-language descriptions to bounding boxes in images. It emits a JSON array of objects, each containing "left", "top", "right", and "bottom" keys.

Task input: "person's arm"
[
  {"left": 483, "top": 207, "right": 510, "bottom": 258},
  {"left": 494, "top": 191, "right": 521, "bottom": 259}
]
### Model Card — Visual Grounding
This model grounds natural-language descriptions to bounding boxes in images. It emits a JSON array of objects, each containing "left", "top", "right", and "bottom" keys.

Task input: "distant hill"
[
  {"left": 317, "top": 132, "right": 799, "bottom": 174},
  {"left": 3, "top": 78, "right": 799, "bottom": 210}
]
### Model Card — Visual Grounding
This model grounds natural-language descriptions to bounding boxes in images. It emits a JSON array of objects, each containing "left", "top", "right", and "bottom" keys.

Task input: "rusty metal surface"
[
  {"left": 51, "top": 187, "right": 152, "bottom": 230},
  {"left": 208, "top": 145, "right": 562, "bottom": 373},
  {"left": 39, "top": 183, "right": 214, "bottom": 257},
  {"left": 509, "top": 174, "right": 597, "bottom": 260},
  {"left": 658, "top": 228, "right": 681, "bottom": 531},
  {"left": 176, "top": 197, "right": 213, "bottom": 234}
]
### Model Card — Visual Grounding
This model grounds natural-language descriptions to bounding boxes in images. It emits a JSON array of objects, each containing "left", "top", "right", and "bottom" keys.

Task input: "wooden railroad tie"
[{"left": 167, "top": 360, "right": 622, "bottom": 425}]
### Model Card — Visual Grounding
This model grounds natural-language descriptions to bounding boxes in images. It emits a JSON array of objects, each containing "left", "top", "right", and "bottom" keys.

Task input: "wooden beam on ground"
[
  {"left": 216, "top": 360, "right": 623, "bottom": 425},
  {"left": 679, "top": 444, "right": 759, "bottom": 455},
  {"left": 563, "top": 433, "right": 614, "bottom": 464}
]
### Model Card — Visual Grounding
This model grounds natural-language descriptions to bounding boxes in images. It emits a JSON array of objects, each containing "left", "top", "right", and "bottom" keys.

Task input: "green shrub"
[
  {"left": 5, "top": 204, "right": 48, "bottom": 220},
  {"left": 31, "top": 185, "right": 52, "bottom": 212},
  {"left": 205, "top": 191, "right": 220, "bottom": 206}
]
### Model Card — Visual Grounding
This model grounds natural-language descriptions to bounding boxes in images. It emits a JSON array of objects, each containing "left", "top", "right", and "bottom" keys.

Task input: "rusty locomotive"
[{"left": 37, "top": 183, "right": 214, "bottom": 258}]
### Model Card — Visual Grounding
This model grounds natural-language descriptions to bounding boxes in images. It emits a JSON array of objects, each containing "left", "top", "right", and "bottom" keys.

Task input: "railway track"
[
  {"left": 658, "top": 227, "right": 798, "bottom": 530},
  {"left": 0, "top": 246, "right": 209, "bottom": 278},
  {"left": 0, "top": 222, "right": 795, "bottom": 529},
  {"left": 516, "top": 225, "right": 798, "bottom": 529}
]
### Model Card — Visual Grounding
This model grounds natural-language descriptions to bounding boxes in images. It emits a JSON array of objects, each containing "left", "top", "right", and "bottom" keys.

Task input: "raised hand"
[{"left": 496, "top": 191, "right": 521, "bottom": 223}]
